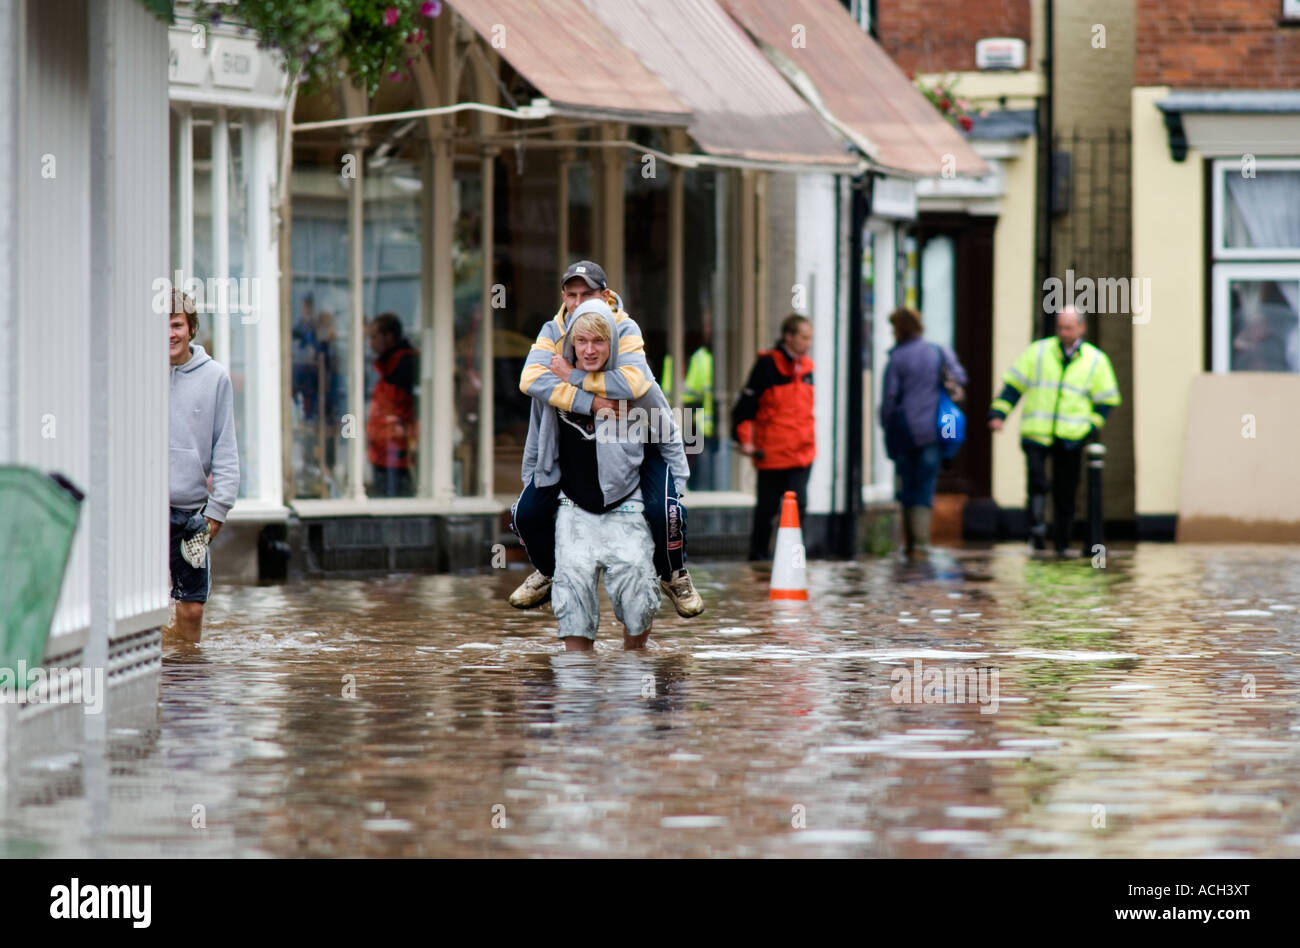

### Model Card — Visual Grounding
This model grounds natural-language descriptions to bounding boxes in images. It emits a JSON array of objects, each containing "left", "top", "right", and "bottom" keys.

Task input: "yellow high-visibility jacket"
[
  {"left": 989, "top": 337, "right": 1121, "bottom": 445},
  {"left": 663, "top": 347, "right": 714, "bottom": 437}
]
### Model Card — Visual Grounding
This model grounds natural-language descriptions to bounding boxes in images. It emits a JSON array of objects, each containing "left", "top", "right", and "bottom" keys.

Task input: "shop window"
[
  {"left": 362, "top": 156, "right": 423, "bottom": 498},
  {"left": 452, "top": 164, "right": 484, "bottom": 496},
  {"left": 1211, "top": 159, "right": 1300, "bottom": 373},
  {"left": 291, "top": 162, "right": 355, "bottom": 499},
  {"left": 680, "top": 169, "right": 730, "bottom": 491},
  {"left": 171, "top": 107, "right": 274, "bottom": 504},
  {"left": 920, "top": 234, "right": 955, "bottom": 352},
  {"left": 493, "top": 147, "right": 561, "bottom": 497}
]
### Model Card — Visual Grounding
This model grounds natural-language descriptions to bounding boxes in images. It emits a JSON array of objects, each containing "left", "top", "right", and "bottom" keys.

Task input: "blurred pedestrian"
[
  {"left": 879, "top": 307, "right": 968, "bottom": 560},
  {"left": 168, "top": 289, "right": 239, "bottom": 643},
  {"left": 663, "top": 318, "right": 715, "bottom": 480},
  {"left": 988, "top": 306, "right": 1121, "bottom": 555},
  {"left": 366, "top": 313, "right": 419, "bottom": 497},
  {"left": 733, "top": 313, "right": 815, "bottom": 561}
]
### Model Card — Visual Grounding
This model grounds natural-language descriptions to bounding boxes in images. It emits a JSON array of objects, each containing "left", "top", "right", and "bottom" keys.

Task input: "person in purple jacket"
[{"left": 879, "top": 307, "right": 967, "bottom": 560}]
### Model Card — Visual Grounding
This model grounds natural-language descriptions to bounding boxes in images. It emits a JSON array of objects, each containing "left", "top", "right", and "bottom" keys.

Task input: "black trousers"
[
  {"left": 1023, "top": 440, "right": 1084, "bottom": 552},
  {"left": 750, "top": 466, "right": 810, "bottom": 561}
]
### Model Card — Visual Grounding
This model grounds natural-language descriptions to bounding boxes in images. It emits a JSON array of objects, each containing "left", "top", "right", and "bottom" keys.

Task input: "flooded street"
[{"left": 4, "top": 543, "right": 1300, "bottom": 858}]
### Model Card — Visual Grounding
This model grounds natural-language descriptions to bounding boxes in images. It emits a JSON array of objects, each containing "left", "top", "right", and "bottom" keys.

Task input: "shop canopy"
[
  {"left": 581, "top": 0, "right": 860, "bottom": 171},
  {"left": 449, "top": 0, "right": 693, "bottom": 127},
  {"left": 721, "top": 0, "right": 989, "bottom": 177}
]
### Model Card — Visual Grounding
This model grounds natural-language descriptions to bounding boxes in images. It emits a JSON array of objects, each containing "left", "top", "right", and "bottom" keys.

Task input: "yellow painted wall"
[
  {"left": 1131, "top": 86, "right": 1204, "bottom": 516},
  {"left": 990, "top": 135, "right": 1039, "bottom": 508}
]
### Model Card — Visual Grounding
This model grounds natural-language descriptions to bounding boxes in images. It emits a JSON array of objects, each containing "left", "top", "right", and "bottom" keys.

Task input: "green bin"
[{"left": 0, "top": 467, "right": 84, "bottom": 676}]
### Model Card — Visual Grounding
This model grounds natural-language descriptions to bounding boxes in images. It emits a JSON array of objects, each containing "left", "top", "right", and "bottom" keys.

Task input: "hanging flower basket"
[
  {"left": 190, "top": 0, "right": 443, "bottom": 96},
  {"left": 912, "top": 73, "right": 984, "bottom": 134}
]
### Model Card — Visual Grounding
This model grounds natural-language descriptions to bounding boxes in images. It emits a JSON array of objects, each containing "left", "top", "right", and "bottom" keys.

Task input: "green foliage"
[
  {"left": 191, "top": 0, "right": 442, "bottom": 96},
  {"left": 138, "top": 0, "right": 176, "bottom": 24},
  {"left": 862, "top": 508, "right": 896, "bottom": 557}
]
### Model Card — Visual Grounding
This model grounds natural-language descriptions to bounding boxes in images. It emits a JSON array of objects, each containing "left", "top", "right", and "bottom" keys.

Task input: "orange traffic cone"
[{"left": 769, "top": 491, "right": 808, "bottom": 601}]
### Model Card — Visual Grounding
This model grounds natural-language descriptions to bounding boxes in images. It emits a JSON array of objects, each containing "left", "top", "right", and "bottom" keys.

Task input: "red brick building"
[
  {"left": 1137, "top": 0, "right": 1300, "bottom": 88},
  {"left": 874, "top": 0, "right": 1033, "bottom": 77}
]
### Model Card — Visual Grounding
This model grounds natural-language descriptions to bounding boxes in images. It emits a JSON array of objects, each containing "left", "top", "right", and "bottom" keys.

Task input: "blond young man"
[
  {"left": 524, "top": 300, "right": 689, "bottom": 650},
  {"left": 168, "top": 290, "right": 238, "bottom": 642}
]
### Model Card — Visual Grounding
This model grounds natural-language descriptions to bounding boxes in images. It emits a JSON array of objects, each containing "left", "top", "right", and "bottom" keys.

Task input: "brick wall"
[
  {"left": 876, "top": 0, "right": 1033, "bottom": 75},
  {"left": 1136, "top": 0, "right": 1300, "bottom": 87}
]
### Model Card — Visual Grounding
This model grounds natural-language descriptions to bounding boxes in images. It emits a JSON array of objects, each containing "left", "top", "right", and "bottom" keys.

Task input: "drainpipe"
[
  {"left": 844, "top": 175, "right": 870, "bottom": 555},
  {"left": 1039, "top": 0, "right": 1055, "bottom": 337}
]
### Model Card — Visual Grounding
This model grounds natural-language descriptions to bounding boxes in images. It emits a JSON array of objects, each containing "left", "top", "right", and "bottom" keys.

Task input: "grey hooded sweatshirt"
[
  {"left": 170, "top": 344, "right": 239, "bottom": 522},
  {"left": 522, "top": 299, "right": 689, "bottom": 504}
]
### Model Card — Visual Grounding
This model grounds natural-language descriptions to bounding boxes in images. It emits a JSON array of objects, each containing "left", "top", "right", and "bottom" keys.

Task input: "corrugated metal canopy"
[
  {"left": 581, "top": 0, "right": 857, "bottom": 168},
  {"left": 722, "top": 0, "right": 989, "bottom": 177},
  {"left": 449, "top": 0, "right": 693, "bottom": 126}
]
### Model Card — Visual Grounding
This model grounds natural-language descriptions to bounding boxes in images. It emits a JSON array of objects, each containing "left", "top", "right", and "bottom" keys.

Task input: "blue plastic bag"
[
  {"left": 937, "top": 389, "right": 965, "bottom": 458},
  {"left": 934, "top": 345, "right": 966, "bottom": 459}
]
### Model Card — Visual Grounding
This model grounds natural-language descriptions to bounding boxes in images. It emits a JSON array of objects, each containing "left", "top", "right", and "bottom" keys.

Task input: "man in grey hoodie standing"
[{"left": 168, "top": 290, "right": 239, "bottom": 643}]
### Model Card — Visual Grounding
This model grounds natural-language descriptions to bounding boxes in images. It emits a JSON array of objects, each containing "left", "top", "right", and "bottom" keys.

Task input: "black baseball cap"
[{"left": 561, "top": 260, "right": 607, "bottom": 290}]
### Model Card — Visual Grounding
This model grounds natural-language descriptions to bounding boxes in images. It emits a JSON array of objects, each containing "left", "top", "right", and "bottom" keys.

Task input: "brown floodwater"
[{"left": 4, "top": 543, "right": 1300, "bottom": 858}]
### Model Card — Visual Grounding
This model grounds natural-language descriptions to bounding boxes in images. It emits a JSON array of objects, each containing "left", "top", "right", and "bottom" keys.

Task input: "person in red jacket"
[
  {"left": 366, "top": 312, "right": 419, "bottom": 497},
  {"left": 733, "top": 313, "right": 815, "bottom": 561}
]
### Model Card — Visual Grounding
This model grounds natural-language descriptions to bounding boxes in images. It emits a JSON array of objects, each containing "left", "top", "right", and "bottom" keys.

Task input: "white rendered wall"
[
  {"left": 9, "top": 0, "right": 170, "bottom": 654},
  {"left": 795, "top": 172, "right": 850, "bottom": 516}
]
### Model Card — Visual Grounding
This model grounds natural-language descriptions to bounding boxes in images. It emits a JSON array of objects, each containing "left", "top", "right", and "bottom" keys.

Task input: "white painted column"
[
  {"left": 868, "top": 220, "right": 897, "bottom": 499},
  {"left": 88, "top": 0, "right": 118, "bottom": 742},
  {"left": 0, "top": 0, "right": 17, "bottom": 783},
  {"left": 0, "top": 0, "right": 15, "bottom": 464},
  {"left": 177, "top": 105, "right": 193, "bottom": 292},
  {"left": 246, "top": 109, "right": 282, "bottom": 506},
  {"left": 211, "top": 107, "right": 230, "bottom": 365}
]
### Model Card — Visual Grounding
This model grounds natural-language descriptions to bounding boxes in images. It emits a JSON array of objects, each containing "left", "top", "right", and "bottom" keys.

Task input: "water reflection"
[{"left": 3, "top": 544, "right": 1300, "bottom": 857}]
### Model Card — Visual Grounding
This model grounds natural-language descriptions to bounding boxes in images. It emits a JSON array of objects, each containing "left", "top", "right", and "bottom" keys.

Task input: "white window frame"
[
  {"left": 1211, "top": 157, "right": 1300, "bottom": 260},
  {"left": 1285, "top": 0, "right": 1300, "bottom": 22},
  {"left": 171, "top": 103, "right": 284, "bottom": 511},
  {"left": 1210, "top": 262, "right": 1300, "bottom": 373}
]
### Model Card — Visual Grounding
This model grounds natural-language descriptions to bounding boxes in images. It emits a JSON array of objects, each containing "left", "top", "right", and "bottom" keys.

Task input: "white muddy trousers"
[{"left": 553, "top": 500, "right": 660, "bottom": 641}]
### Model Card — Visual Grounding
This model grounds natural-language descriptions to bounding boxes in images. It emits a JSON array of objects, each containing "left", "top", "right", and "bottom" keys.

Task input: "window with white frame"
[
  {"left": 171, "top": 105, "right": 282, "bottom": 505},
  {"left": 1210, "top": 158, "right": 1300, "bottom": 373}
]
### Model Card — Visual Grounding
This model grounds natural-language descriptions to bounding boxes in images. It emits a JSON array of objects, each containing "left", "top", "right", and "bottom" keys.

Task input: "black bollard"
[{"left": 1085, "top": 443, "right": 1105, "bottom": 555}]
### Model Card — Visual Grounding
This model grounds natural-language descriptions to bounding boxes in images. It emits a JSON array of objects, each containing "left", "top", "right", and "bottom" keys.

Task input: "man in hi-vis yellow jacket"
[{"left": 988, "top": 307, "right": 1121, "bottom": 555}]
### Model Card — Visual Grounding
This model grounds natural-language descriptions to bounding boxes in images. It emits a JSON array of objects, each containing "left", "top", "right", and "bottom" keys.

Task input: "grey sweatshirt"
[
  {"left": 522, "top": 299, "right": 689, "bottom": 503},
  {"left": 170, "top": 344, "right": 239, "bottom": 521}
]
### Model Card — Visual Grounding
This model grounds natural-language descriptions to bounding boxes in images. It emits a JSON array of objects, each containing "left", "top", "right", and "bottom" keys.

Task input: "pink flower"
[
  {"left": 421, "top": 1, "right": 442, "bottom": 16},
  {"left": 384, "top": 7, "right": 399, "bottom": 27}
]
